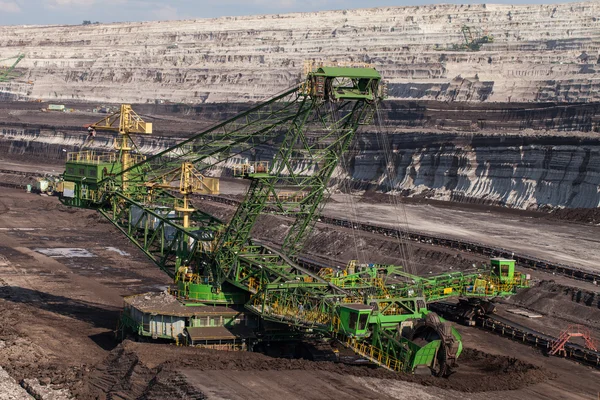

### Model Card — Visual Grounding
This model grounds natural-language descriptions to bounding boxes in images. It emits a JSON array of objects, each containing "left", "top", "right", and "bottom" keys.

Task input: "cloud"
[
  {"left": 0, "top": 0, "right": 21, "bottom": 12},
  {"left": 151, "top": 4, "right": 178, "bottom": 20},
  {"left": 0, "top": 0, "right": 588, "bottom": 26},
  {"left": 247, "top": 0, "right": 297, "bottom": 6},
  {"left": 45, "top": 0, "right": 97, "bottom": 8}
]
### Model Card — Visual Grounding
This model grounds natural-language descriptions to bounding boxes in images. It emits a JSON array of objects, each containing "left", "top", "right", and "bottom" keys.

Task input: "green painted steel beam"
[{"left": 312, "top": 66, "right": 381, "bottom": 79}]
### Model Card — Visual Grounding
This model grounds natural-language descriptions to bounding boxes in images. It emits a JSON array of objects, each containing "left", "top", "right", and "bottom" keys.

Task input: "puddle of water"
[{"left": 33, "top": 248, "right": 95, "bottom": 258}]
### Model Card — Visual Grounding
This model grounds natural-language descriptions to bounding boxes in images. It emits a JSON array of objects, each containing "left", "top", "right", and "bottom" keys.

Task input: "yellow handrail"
[
  {"left": 67, "top": 150, "right": 145, "bottom": 165},
  {"left": 344, "top": 336, "right": 403, "bottom": 372},
  {"left": 67, "top": 151, "right": 118, "bottom": 164}
]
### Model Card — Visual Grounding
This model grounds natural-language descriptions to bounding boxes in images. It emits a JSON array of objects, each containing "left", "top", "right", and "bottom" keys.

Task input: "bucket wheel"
[{"left": 406, "top": 312, "right": 459, "bottom": 377}]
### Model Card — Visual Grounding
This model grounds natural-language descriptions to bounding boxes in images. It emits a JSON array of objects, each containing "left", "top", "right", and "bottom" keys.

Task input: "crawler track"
[{"left": 430, "top": 302, "right": 600, "bottom": 368}]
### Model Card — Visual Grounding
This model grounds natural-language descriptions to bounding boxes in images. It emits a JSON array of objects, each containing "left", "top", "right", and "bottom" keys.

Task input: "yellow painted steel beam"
[{"left": 91, "top": 104, "right": 152, "bottom": 134}]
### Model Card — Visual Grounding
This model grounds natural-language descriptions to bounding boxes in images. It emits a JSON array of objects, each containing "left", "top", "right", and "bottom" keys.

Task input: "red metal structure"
[{"left": 550, "top": 325, "right": 598, "bottom": 356}]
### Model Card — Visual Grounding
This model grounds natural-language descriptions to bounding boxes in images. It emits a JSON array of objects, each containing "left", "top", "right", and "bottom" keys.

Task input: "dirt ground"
[
  {"left": 197, "top": 200, "right": 488, "bottom": 277},
  {"left": 200, "top": 198, "right": 600, "bottom": 341},
  {"left": 75, "top": 341, "right": 549, "bottom": 399},
  {"left": 214, "top": 176, "right": 600, "bottom": 273},
  {"left": 496, "top": 279, "right": 600, "bottom": 342},
  {"left": 0, "top": 188, "right": 599, "bottom": 399},
  {"left": 325, "top": 193, "right": 600, "bottom": 273}
]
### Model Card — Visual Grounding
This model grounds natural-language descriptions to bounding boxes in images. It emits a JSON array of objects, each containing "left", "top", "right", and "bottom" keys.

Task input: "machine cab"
[
  {"left": 232, "top": 161, "right": 269, "bottom": 178},
  {"left": 339, "top": 304, "right": 372, "bottom": 337},
  {"left": 490, "top": 258, "right": 515, "bottom": 283}
]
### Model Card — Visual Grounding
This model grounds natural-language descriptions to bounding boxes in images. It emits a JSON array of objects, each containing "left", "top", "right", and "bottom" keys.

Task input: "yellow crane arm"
[
  {"left": 145, "top": 162, "right": 219, "bottom": 195},
  {"left": 90, "top": 104, "right": 152, "bottom": 134}
]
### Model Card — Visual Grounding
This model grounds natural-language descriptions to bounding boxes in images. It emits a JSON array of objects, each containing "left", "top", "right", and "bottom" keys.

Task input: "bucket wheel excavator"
[
  {"left": 0, "top": 53, "right": 25, "bottom": 82},
  {"left": 59, "top": 65, "right": 528, "bottom": 376}
]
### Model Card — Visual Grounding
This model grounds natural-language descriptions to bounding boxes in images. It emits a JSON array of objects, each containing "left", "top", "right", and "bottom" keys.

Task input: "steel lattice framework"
[
  {"left": 85, "top": 69, "right": 381, "bottom": 293},
  {"left": 59, "top": 66, "right": 528, "bottom": 375}
]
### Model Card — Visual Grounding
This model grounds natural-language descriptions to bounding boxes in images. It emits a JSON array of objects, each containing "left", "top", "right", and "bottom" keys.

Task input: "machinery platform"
[{"left": 122, "top": 291, "right": 255, "bottom": 345}]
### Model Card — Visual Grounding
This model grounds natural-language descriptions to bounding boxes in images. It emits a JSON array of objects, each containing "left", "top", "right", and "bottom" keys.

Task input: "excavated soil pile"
[
  {"left": 0, "top": 301, "right": 87, "bottom": 392},
  {"left": 508, "top": 280, "right": 600, "bottom": 330},
  {"left": 543, "top": 207, "right": 600, "bottom": 225},
  {"left": 74, "top": 343, "right": 205, "bottom": 399},
  {"left": 442, "top": 348, "right": 550, "bottom": 393},
  {"left": 74, "top": 341, "right": 548, "bottom": 398}
]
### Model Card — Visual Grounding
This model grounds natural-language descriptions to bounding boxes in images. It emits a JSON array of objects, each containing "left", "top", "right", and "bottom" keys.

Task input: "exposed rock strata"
[
  {"left": 1, "top": 2, "right": 600, "bottom": 103},
  {"left": 349, "top": 132, "right": 600, "bottom": 208},
  {"left": 2, "top": 100, "right": 599, "bottom": 209}
]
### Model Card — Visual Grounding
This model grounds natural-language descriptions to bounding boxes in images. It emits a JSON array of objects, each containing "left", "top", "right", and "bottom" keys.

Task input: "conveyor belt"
[
  {"left": 0, "top": 182, "right": 24, "bottom": 189},
  {"left": 0, "top": 169, "right": 44, "bottom": 189},
  {"left": 0, "top": 169, "right": 45, "bottom": 177},
  {"left": 252, "top": 240, "right": 351, "bottom": 296}
]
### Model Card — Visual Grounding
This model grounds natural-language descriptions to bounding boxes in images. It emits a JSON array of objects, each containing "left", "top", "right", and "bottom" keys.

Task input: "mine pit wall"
[
  {"left": 349, "top": 133, "right": 600, "bottom": 209},
  {"left": 2, "top": 122, "right": 599, "bottom": 210},
  {"left": 2, "top": 3, "right": 600, "bottom": 104},
  {"left": 1, "top": 100, "right": 599, "bottom": 210},
  {"left": 0, "top": 127, "right": 187, "bottom": 164}
]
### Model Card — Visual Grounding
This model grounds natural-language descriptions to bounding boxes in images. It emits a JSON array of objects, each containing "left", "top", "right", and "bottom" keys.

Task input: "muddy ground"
[
  {"left": 212, "top": 176, "right": 600, "bottom": 273},
  {"left": 0, "top": 188, "right": 599, "bottom": 399}
]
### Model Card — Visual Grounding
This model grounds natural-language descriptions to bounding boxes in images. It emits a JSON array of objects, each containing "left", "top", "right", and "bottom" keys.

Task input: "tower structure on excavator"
[{"left": 59, "top": 65, "right": 528, "bottom": 376}]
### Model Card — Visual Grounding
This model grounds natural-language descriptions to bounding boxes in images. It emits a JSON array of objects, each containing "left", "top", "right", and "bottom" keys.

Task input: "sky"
[{"left": 0, "top": 0, "right": 586, "bottom": 26}]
